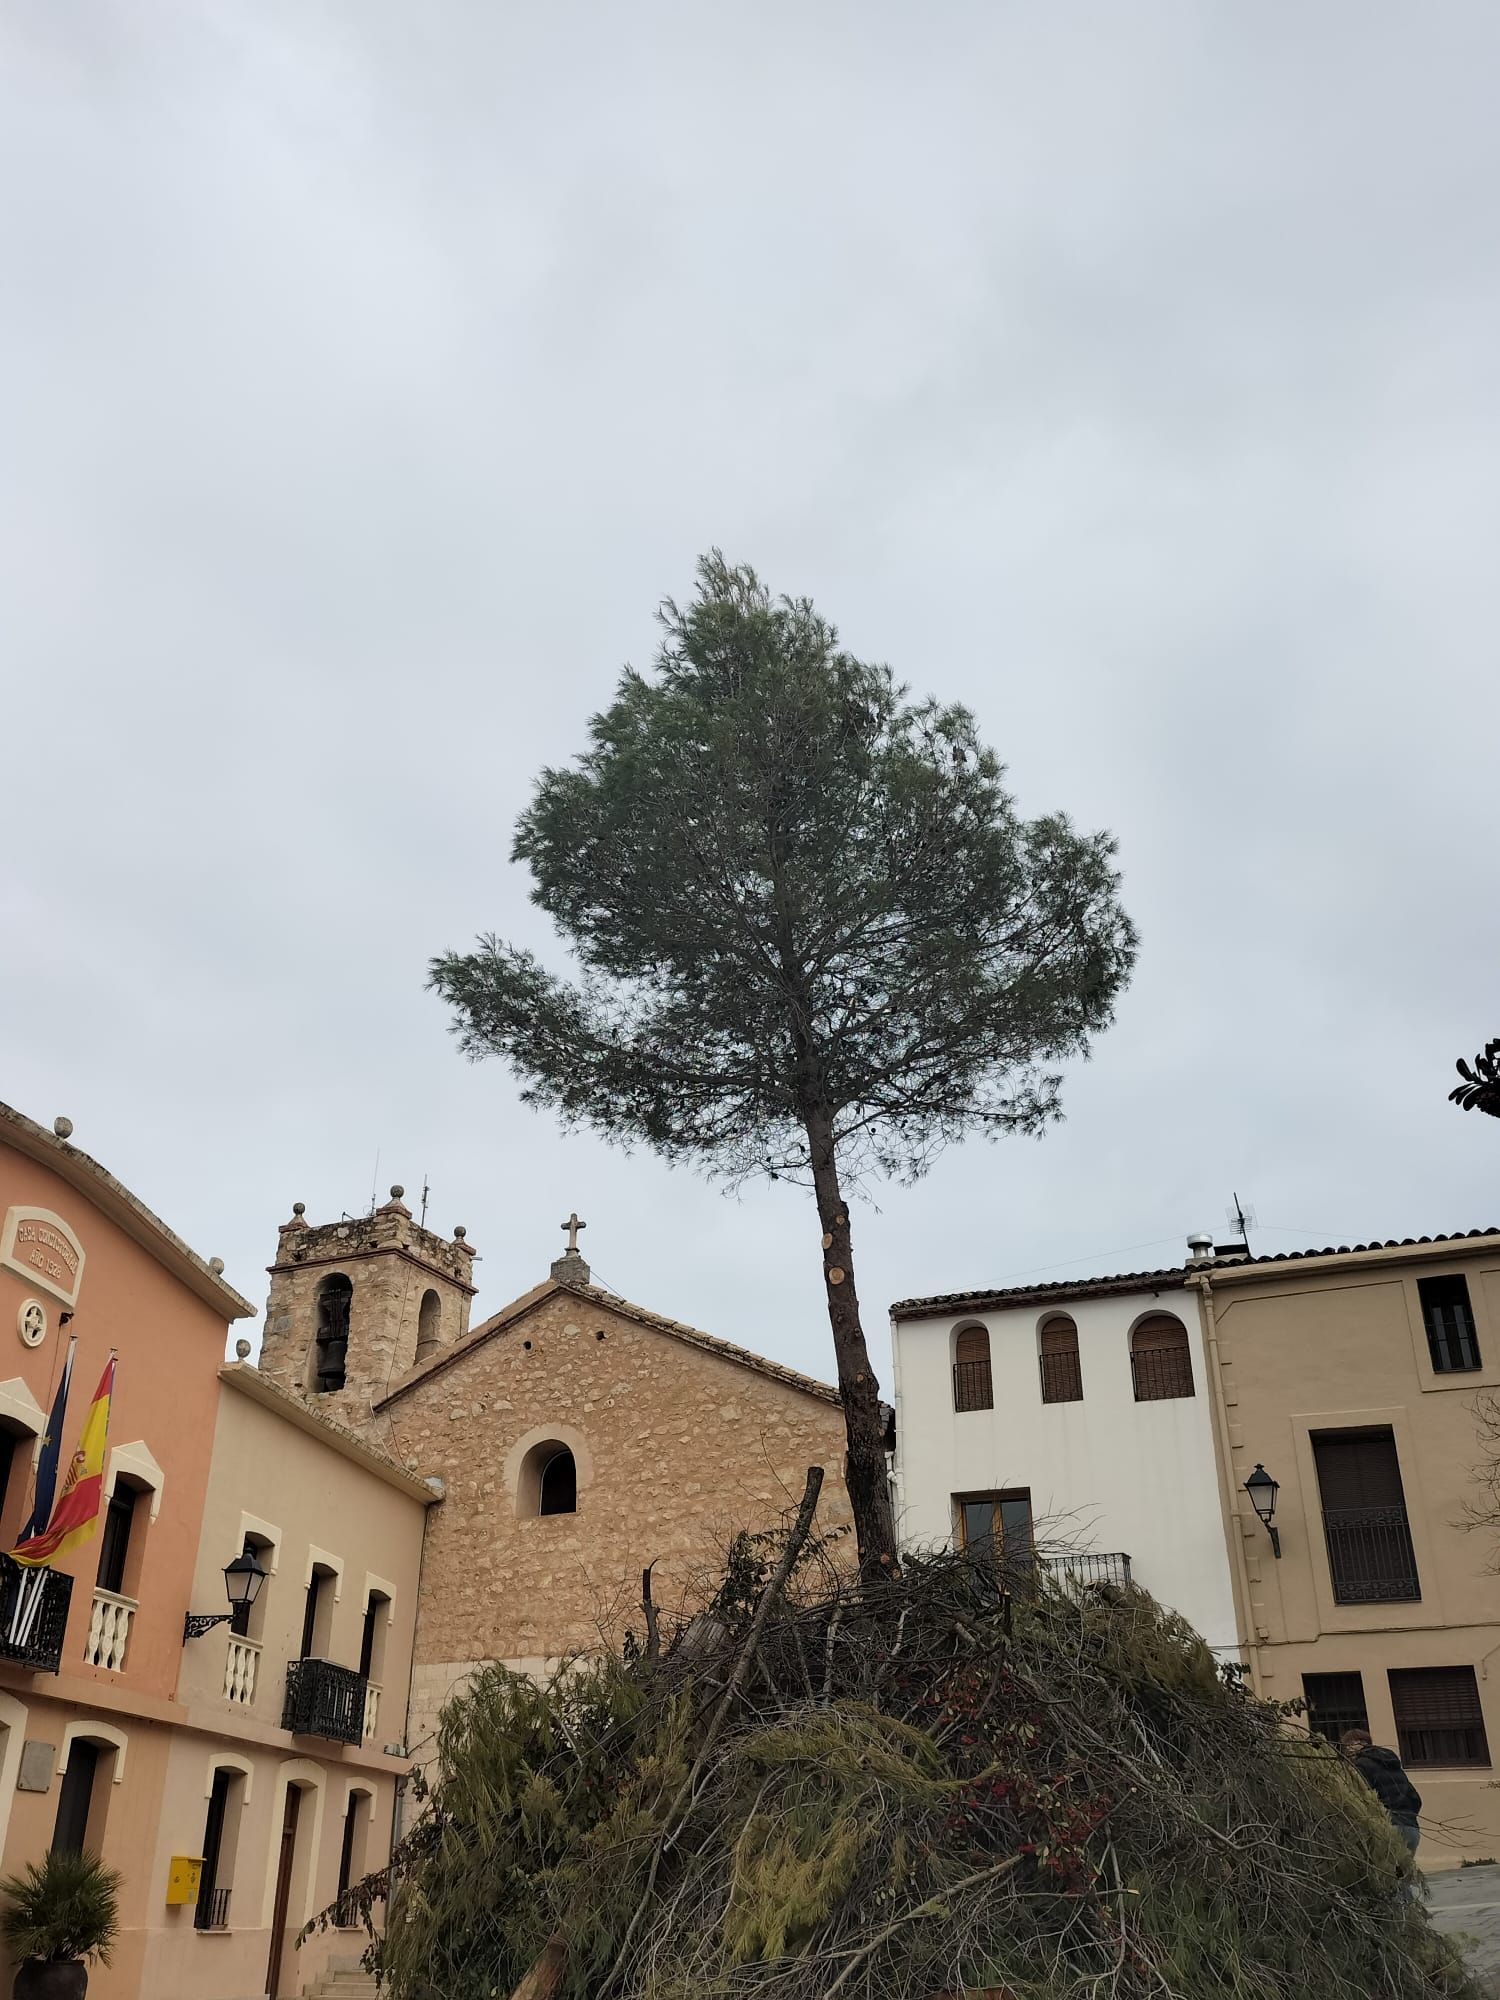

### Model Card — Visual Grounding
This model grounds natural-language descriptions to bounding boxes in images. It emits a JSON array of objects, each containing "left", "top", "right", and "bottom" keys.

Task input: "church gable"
[
  {"left": 371, "top": 1270, "right": 853, "bottom": 1728},
  {"left": 377, "top": 1277, "right": 839, "bottom": 1414}
]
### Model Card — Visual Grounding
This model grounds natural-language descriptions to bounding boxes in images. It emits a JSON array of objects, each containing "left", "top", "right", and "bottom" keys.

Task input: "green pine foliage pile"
[{"left": 334, "top": 1542, "right": 1477, "bottom": 2000}]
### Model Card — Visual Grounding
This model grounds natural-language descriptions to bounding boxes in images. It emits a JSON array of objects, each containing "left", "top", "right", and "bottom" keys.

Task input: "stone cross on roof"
[{"left": 551, "top": 1211, "right": 591, "bottom": 1290}]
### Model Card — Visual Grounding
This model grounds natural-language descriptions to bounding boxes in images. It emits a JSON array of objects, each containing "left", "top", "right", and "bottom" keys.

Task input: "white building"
[{"left": 889, "top": 1248, "right": 1241, "bottom": 1654}]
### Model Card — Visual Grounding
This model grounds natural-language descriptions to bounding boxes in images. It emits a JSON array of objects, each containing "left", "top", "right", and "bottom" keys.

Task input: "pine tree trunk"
[{"left": 804, "top": 1104, "right": 898, "bottom": 1577}]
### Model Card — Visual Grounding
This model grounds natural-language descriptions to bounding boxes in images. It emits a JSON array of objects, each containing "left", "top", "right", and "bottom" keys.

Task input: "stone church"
[{"left": 257, "top": 1189, "right": 853, "bottom": 1750}]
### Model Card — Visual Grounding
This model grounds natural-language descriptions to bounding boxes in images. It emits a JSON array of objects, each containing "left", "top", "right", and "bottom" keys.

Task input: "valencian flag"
[
  {"left": 11, "top": 1336, "right": 75, "bottom": 1554},
  {"left": 12, "top": 1356, "right": 116, "bottom": 1568}
]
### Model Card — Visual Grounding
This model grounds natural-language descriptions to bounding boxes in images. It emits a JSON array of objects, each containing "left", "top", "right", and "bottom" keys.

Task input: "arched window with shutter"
[
  {"left": 952, "top": 1325, "right": 993, "bottom": 1412},
  {"left": 1130, "top": 1313, "right": 1194, "bottom": 1401},
  {"left": 1038, "top": 1314, "right": 1083, "bottom": 1403}
]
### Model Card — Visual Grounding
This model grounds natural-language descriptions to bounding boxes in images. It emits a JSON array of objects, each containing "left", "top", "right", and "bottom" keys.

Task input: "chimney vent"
[{"left": 1186, "top": 1233, "right": 1214, "bottom": 1265}]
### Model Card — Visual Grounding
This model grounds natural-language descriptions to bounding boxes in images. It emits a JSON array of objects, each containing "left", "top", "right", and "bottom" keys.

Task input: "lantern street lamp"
[
  {"left": 1243, "top": 1463, "right": 1281, "bottom": 1558},
  {"left": 183, "top": 1549, "right": 268, "bottom": 1642}
]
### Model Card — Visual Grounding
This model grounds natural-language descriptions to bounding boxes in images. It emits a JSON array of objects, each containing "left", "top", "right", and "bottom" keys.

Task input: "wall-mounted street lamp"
[
  {"left": 183, "top": 1550, "right": 268, "bottom": 1642},
  {"left": 1243, "top": 1463, "right": 1281, "bottom": 1558}
]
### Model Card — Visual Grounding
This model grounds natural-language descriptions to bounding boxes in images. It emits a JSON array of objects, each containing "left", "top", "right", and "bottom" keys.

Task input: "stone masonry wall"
[{"left": 368, "top": 1285, "right": 853, "bottom": 1753}]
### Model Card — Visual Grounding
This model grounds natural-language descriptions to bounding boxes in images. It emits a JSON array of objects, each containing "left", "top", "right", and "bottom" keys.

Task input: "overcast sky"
[{"left": 4, "top": 4, "right": 1498, "bottom": 1389}]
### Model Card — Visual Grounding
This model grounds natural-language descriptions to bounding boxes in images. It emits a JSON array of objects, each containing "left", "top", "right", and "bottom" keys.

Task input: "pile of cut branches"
[{"left": 327, "top": 1470, "right": 1477, "bottom": 2000}]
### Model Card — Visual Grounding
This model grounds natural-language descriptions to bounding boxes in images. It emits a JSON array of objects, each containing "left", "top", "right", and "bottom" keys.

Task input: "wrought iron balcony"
[
  {"left": 282, "top": 1657, "right": 368, "bottom": 1745},
  {"left": 1043, "top": 1551, "right": 1133, "bottom": 1590},
  {"left": 1322, "top": 1506, "right": 1421, "bottom": 1603},
  {"left": 0, "top": 1556, "right": 73, "bottom": 1674}
]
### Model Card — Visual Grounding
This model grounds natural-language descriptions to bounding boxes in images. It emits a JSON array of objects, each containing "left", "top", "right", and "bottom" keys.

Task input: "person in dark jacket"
[{"left": 1342, "top": 1728, "right": 1423, "bottom": 1864}]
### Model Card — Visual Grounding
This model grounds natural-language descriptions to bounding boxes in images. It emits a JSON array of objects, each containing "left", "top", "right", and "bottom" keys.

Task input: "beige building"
[
  {"left": 257, "top": 1201, "right": 853, "bottom": 1756},
  {"left": 1190, "top": 1229, "right": 1500, "bottom": 1866},
  {"left": 150, "top": 1360, "right": 433, "bottom": 1999}
]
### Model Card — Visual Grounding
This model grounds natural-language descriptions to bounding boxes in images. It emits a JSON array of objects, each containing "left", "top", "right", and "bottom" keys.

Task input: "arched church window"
[
  {"left": 539, "top": 1448, "right": 577, "bottom": 1516},
  {"left": 313, "top": 1275, "right": 352, "bottom": 1394},
  {"left": 416, "top": 1288, "right": 441, "bottom": 1362}
]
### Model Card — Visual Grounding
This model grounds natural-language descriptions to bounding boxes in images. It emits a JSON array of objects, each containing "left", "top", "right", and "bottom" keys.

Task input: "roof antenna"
[
  {"left": 369, "top": 1148, "right": 381, "bottom": 1219},
  {"left": 419, "top": 1178, "right": 430, "bottom": 1229},
  {"left": 1227, "top": 1192, "right": 1257, "bottom": 1254}
]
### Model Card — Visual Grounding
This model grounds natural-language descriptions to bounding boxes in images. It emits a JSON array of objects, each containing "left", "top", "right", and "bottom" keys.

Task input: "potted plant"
[{"left": 0, "top": 1848, "right": 120, "bottom": 1999}]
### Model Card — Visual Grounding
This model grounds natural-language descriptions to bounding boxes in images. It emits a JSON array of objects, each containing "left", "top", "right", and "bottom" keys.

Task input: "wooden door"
[{"left": 266, "top": 1786, "right": 302, "bottom": 1998}]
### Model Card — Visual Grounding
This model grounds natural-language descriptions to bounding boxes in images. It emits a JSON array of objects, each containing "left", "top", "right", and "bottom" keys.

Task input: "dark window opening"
[
  {"left": 96, "top": 1486, "right": 138, "bottom": 1598},
  {"left": 1039, "top": 1315, "right": 1083, "bottom": 1403},
  {"left": 1130, "top": 1315, "right": 1194, "bottom": 1401},
  {"left": 1419, "top": 1275, "right": 1481, "bottom": 1373},
  {"left": 52, "top": 1742, "right": 100, "bottom": 1855},
  {"left": 952, "top": 1326, "right": 993, "bottom": 1412},
  {"left": 1312, "top": 1427, "right": 1420, "bottom": 1604},
  {"left": 359, "top": 1591, "right": 390, "bottom": 1681},
  {"left": 314, "top": 1275, "right": 353, "bottom": 1394},
  {"left": 195, "top": 1770, "right": 233, "bottom": 1930},
  {"left": 1390, "top": 1665, "right": 1490, "bottom": 1768},
  {"left": 1302, "top": 1670, "right": 1369, "bottom": 1745},
  {"left": 300, "top": 1569, "right": 331, "bottom": 1661},
  {"left": 539, "top": 1449, "right": 577, "bottom": 1516},
  {"left": 0, "top": 1429, "right": 21, "bottom": 1534},
  {"left": 336, "top": 1794, "right": 366, "bottom": 1913},
  {"left": 416, "top": 1288, "right": 442, "bottom": 1361},
  {"left": 957, "top": 1489, "right": 1034, "bottom": 1570}
]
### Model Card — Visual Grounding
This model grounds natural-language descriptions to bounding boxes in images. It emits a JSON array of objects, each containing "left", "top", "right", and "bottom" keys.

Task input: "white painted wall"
[{"left": 891, "top": 1288, "right": 1241, "bottom": 1654}]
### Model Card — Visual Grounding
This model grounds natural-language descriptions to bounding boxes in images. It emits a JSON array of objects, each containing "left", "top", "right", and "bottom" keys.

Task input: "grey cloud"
[{"left": 3, "top": 2, "right": 1497, "bottom": 1391}]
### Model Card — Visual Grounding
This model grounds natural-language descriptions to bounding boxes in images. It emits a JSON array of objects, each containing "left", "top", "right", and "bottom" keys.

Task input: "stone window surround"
[
  {"left": 0, "top": 1691, "right": 28, "bottom": 1857},
  {"left": 362, "top": 1573, "right": 398, "bottom": 1627},
  {"left": 238, "top": 1512, "right": 282, "bottom": 1573},
  {"left": 507, "top": 1423, "right": 593, "bottom": 1519},
  {"left": 0, "top": 1379, "right": 46, "bottom": 1449},
  {"left": 104, "top": 1439, "right": 164, "bottom": 1523},
  {"left": 203, "top": 1750, "right": 255, "bottom": 1802},
  {"left": 57, "top": 1719, "right": 127, "bottom": 1783},
  {"left": 305, "top": 1545, "right": 345, "bottom": 1600}
]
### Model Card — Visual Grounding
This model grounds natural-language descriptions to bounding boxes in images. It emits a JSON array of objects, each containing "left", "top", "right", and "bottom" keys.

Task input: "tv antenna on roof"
[
  {"left": 1227, "top": 1192, "right": 1257, "bottom": 1253},
  {"left": 419, "top": 1178, "right": 430, "bottom": 1229}
]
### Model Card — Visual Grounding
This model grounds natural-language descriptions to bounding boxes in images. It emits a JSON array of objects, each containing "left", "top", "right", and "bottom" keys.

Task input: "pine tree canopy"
[{"left": 429, "top": 553, "right": 1139, "bottom": 1189}]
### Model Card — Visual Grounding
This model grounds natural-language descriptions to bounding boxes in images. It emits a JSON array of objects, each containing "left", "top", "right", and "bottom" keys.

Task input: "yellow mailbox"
[{"left": 165, "top": 1855, "right": 204, "bottom": 1906}]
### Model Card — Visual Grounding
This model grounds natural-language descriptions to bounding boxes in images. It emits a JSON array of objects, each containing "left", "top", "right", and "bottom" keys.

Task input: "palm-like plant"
[
  {"left": 0, "top": 1848, "right": 120, "bottom": 1967},
  {"left": 1451, "top": 1040, "right": 1500, "bottom": 1118}
]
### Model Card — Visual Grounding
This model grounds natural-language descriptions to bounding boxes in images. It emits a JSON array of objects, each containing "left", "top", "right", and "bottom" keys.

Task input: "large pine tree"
[{"left": 430, "top": 556, "right": 1137, "bottom": 1571}]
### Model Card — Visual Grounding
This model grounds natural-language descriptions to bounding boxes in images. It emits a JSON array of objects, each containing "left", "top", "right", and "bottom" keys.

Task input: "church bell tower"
[{"left": 259, "top": 1186, "right": 477, "bottom": 1428}]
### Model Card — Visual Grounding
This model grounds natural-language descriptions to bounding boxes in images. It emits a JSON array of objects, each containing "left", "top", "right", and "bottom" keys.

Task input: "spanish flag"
[{"left": 13, "top": 1357, "right": 115, "bottom": 1568}]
